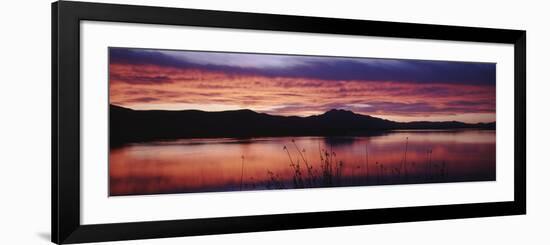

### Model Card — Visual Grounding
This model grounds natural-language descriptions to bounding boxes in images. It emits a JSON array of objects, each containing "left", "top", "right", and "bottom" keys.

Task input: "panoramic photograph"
[{"left": 108, "top": 47, "right": 496, "bottom": 196}]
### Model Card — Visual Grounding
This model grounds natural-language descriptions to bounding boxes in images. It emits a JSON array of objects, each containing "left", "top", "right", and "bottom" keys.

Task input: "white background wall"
[{"left": 0, "top": 0, "right": 548, "bottom": 244}]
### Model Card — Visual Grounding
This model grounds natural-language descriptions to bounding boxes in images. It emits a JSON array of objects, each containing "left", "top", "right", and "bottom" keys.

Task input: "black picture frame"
[{"left": 52, "top": 1, "right": 526, "bottom": 244}]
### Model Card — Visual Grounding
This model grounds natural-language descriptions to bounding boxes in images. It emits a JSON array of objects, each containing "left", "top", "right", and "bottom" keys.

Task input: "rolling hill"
[{"left": 110, "top": 104, "right": 495, "bottom": 145}]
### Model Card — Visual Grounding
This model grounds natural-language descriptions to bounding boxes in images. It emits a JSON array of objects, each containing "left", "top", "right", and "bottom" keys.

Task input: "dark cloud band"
[{"left": 109, "top": 47, "right": 496, "bottom": 86}]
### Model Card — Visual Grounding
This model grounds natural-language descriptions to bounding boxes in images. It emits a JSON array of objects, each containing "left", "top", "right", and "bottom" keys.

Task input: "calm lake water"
[{"left": 109, "top": 130, "right": 496, "bottom": 196}]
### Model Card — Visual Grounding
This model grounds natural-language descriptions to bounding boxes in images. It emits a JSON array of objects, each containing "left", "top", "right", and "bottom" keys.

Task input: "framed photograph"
[{"left": 52, "top": 1, "right": 526, "bottom": 244}]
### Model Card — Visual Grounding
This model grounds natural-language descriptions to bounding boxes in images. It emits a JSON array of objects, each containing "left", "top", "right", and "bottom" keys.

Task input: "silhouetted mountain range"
[{"left": 110, "top": 104, "right": 495, "bottom": 146}]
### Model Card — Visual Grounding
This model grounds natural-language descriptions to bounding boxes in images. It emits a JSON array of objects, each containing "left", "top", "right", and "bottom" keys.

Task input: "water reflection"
[{"left": 109, "top": 130, "right": 496, "bottom": 196}]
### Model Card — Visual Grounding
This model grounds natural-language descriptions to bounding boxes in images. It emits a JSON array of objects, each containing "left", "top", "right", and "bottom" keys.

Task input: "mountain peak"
[
  {"left": 322, "top": 109, "right": 357, "bottom": 116},
  {"left": 229, "top": 109, "right": 258, "bottom": 114}
]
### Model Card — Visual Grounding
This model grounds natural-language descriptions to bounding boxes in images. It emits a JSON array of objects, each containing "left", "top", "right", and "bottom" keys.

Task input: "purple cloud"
[{"left": 109, "top": 47, "right": 496, "bottom": 86}]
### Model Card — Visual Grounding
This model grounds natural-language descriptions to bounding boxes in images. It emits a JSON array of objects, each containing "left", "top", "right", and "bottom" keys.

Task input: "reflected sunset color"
[{"left": 110, "top": 130, "right": 495, "bottom": 195}]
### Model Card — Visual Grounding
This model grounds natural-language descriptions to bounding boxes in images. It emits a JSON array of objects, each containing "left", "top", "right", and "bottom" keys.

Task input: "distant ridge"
[{"left": 110, "top": 104, "right": 495, "bottom": 145}]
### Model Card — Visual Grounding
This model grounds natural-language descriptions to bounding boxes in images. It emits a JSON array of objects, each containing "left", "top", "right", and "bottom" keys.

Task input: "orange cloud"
[{"left": 109, "top": 63, "right": 495, "bottom": 123}]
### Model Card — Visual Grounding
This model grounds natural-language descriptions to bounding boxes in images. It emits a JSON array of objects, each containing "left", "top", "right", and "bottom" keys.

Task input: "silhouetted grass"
[
  {"left": 260, "top": 137, "right": 449, "bottom": 190},
  {"left": 265, "top": 139, "right": 346, "bottom": 189},
  {"left": 266, "top": 170, "right": 285, "bottom": 189}
]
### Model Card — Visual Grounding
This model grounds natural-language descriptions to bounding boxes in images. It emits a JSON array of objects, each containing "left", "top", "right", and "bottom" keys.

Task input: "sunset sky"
[{"left": 109, "top": 47, "right": 496, "bottom": 123}]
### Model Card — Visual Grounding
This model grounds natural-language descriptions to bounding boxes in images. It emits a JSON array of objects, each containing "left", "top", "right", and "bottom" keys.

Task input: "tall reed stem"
[
  {"left": 404, "top": 137, "right": 409, "bottom": 181},
  {"left": 240, "top": 155, "right": 245, "bottom": 190},
  {"left": 365, "top": 143, "right": 369, "bottom": 183}
]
